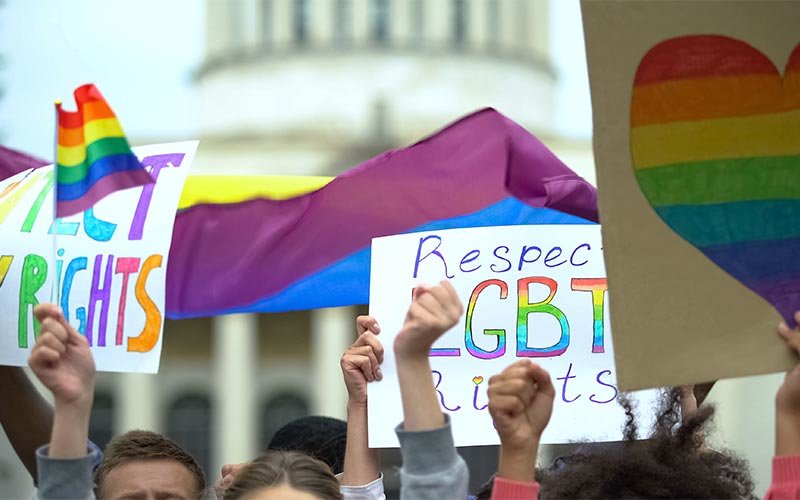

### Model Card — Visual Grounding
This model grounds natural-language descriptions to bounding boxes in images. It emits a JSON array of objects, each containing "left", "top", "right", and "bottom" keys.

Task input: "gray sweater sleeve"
[
  {"left": 395, "top": 416, "right": 469, "bottom": 500},
  {"left": 35, "top": 444, "right": 98, "bottom": 500}
]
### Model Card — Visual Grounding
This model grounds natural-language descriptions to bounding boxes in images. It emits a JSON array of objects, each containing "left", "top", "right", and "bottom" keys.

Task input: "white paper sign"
[
  {"left": 368, "top": 224, "right": 656, "bottom": 447},
  {"left": 0, "top": 141, "right": 196, "bottom": 373}
]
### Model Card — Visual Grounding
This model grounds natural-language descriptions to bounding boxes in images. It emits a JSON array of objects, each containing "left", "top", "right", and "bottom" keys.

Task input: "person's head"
[
  {"left": 267, "top": 416, "right": 347, "bottom": 474},
  {"left": 222, "top": 451, "right": 343, "bottom": 500},
  {"left": 537, "top": 388, "right": 756, "bottom": 499},
  {"left": 94, "top": 429, "right": 206, "bottom": 499}
]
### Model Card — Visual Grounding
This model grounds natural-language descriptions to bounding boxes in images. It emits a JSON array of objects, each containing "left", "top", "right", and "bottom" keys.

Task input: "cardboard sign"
[
  {"left": 581, "top": 0, "right": 800, "bottom": 391},
  {"left": 0, "top": 141, "right": 196, "bottom": 373},
  {"left": 367, "top": 225, "right": 655, "bottom": 448}
]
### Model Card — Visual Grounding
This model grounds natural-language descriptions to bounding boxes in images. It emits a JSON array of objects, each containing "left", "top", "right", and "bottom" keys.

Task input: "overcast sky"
[{"left": 0, "top": 0, "right": 592, "bottom": 159}]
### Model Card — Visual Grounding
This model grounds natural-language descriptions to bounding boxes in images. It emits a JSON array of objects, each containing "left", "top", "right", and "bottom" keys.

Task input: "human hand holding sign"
[
  {"left": 341, "top": 315, "right": 383, "bottom": 487},
  {"left": 489, "top": 360, "right": 555, "bottom": 483},
  {"left": 776, "top": 311, "right": 800, "bottom": 456},
  {"left": 28, "top": 303, "right": 95, "bottom": 459},
  {"left": 341, "top": 315, "right": 384, "bottom": 406}
]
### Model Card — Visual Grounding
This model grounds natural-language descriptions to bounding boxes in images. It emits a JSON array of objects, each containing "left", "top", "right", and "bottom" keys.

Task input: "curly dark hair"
[{"left": 537, "top": 388, "right": 756, "bottom": 499}]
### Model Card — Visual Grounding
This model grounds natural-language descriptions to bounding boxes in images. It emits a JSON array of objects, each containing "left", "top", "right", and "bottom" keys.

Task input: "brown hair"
[
  {"left": 94, "top": 430, "right": 206, "bottom": 497},
  {"left": 223, "top": 451, "right": 344, "bottom": 500}
]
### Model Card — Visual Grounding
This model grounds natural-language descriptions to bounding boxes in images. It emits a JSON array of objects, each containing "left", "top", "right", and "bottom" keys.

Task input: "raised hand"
[
  {"left": 341, "top": 315, "right": 384, "bottom": 407},
  {"left": 29, "top": 303, "right": 95, "bottom": 408},
  {"left": 778, "top": 311, "right": 800, "bottom": 416},
  {"left": 394, "top": 281, "right": 463, "bottom": 360},
  {"left": 489, "top": 360, "right": 555, "bottom": 483},
  {"left": 776, "top": 310, "right": 800, "bottom": 456},
  {"left": 214, "top": 462, "right": 246, "bottom": 497},
  {"left": 28, "top": 303, "right": 95, "bottom": 460},
  {"left": 341, "top": 316, "right": 383, "bottom": 487}
]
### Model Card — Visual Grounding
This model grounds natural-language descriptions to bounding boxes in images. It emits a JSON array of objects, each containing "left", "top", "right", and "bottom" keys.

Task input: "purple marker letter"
[{"left": 128, "top": 153, "right": 185, "bottom": 240}]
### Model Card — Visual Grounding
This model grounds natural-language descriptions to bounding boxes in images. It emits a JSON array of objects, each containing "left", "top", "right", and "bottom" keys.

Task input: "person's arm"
[
  {"left": 764, "top": 311, "right": 800, "bottom": 499},
  {"left": 28, "top": 303, "right": 96, "bottom": 500},
  {"left": 340, "top": 315, "right": 385, "bottom": 499},
  {"left": 0, "top": 366, "right": 54, "bottom": 478},
  {"left": 393, "top": 281, "right": 468, "bottom": 500},
  {"left": 487, "top": 360, "right": 555, "bottom": 500}
]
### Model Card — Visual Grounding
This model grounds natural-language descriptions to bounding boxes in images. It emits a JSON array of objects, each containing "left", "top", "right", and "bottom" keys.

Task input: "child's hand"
[
  {"left": 394, "top": 281, "right": 463, "bottom": 360},
  {"left": 28, "top": 304, "right": 95, "bottom": 409},
  {"left": 489, "top": 360, "right": 555, "bottom": 451},
  {"left": 341, "top": 315, "right": 384, "bottom": 407},
  {"left": 777, "top": 311, "right": 800, "bottom": 417}
]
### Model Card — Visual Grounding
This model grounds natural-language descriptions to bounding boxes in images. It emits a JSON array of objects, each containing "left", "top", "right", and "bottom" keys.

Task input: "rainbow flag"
[
  {"left": 55, "top": 84, "right": 152, "bottom": 217},
  {"left": 631, "top": 36, "right": 800, "bottom": 324}
]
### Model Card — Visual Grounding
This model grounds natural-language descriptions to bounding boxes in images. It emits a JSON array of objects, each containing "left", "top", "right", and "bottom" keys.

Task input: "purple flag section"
[
  {"left": 0, "top": 145, "right": 48, "bottom": 179},
  {"left": 166, "top": 108, "right": 598, "bottom": 317}
]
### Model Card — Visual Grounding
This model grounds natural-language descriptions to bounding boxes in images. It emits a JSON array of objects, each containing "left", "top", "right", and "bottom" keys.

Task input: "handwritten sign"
[
  {"left": 581, "top": 0, "right": 799, "bottom": 390},
  {"left": 367, "top": 225, "right": 656, "bottom": 447},
  {"left": 0, "top": 141, "right": 196, "bottom": 373}
]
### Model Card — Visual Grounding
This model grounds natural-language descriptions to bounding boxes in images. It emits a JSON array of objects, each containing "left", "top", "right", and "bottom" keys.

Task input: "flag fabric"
[
  {"left": 0, "top": 145, "right": 47, "bottom": 181},
  {"left": 166, "top": 108, "right": 598, "bottom": 318},
  {"left": 55, "top": 84, "right": 152, "bottom": 217},
  {"left": 3, "top": 109, "right": 598, "bottom": 318}
]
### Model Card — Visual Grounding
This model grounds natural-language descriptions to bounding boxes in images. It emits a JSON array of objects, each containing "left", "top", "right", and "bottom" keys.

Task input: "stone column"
[
  {"left": 427, "top": 0, "right": 450, "bottom": 48},
  {"left": 468, "top": 0, "right": 488, "bottom": 50},
  {"left": 310, "top": 307, "right": 353, "bottom": 420},
  {"left": 212, "top": 314, "right": 258, "bottom": 474},
  {"left": 272, "top": 0, "right": 293, "bottom": 48},
  {"left": 310, "top": 0, "right": 335, "bottom": 47},
  {"left": 115, "top": 373, "right": 159, "bottom": 434},
  {"left": 351, "top": 0, "right": 370, "bottom": 45}
]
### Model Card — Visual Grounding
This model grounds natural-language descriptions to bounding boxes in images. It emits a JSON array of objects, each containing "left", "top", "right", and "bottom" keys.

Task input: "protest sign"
[
  {"left": 367, "top": 224, "right": 655, "bottom": 448},
  {"left": 581, "top": 0, "right": 799, "bottom": 391},
  {"left": 0, "top": 141, "right": 196, "bottom": 373}
]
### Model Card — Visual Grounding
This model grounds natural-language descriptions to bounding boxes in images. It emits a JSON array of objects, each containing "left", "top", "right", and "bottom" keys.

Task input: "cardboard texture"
[{"left": 581, "top": 0, "right": 799, "bottom": 391}]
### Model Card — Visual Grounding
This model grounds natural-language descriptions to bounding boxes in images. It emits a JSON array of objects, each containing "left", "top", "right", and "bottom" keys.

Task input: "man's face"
[{"left": 100, "top": 459, "right": 198, "bottom": 500}]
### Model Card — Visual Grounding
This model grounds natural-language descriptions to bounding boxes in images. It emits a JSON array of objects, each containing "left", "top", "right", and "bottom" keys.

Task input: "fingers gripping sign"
[
  {"left": 29, "top": 303, "right": 95, "bottom": 408},
  {"left": 341, "top": 316, "right": 384, "bottom": 407},
  {"left": 777, "top": 311, "right": 800, "bottom": 418},
  {"left": 28, "top": 302, "right": 96, "bottom": 461}
]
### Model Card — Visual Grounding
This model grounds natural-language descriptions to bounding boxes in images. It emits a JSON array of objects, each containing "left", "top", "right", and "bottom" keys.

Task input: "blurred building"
[{"left": 146, "top": 0, "right": 594, "bottom": 493}]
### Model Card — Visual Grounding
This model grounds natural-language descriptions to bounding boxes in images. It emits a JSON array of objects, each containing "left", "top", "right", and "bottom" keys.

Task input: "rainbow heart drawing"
[{"left": 631, "top": 35, "right": 800, "bottom": 326}]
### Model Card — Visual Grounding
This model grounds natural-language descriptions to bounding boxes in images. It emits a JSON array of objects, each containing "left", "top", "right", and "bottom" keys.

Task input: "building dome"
[{"left": 196, "top": 0, "right": 555, "bottom": 175}]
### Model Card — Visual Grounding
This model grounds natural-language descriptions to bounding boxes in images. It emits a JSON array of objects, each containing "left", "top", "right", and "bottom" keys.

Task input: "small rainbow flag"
[{"left": 55, "top": 84, "right": 152, "bottom": 217}]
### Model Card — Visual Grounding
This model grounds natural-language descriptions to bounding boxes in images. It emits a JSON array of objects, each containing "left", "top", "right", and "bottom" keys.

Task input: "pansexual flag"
[
  {"left": 55, "top": 84, "right": 152, "bottom": 217},
  {"left": 166, "top": 108, "right": 598, "bottom": 318}
]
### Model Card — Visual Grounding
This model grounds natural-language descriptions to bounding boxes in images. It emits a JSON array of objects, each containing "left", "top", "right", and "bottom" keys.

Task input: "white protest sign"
[
  {"left": 367, "top": 224, "right": 656, "bottom": 447},
  {"left": 0, "top": 141, "right": 196, "bottom": 373}
]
